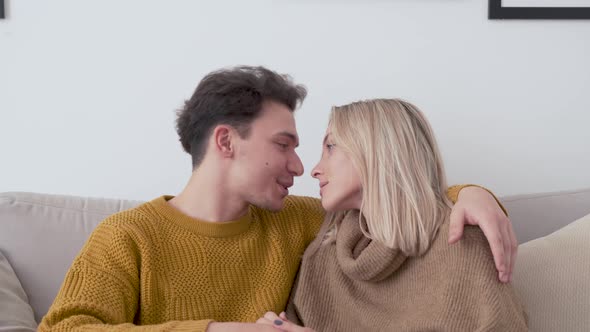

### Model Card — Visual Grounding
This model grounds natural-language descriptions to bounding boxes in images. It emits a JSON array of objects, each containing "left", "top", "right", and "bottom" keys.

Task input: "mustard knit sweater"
[
  {"left": 39, "top": 187, "right": 469, "bottom": 331},
  {"left": 39, "top": 195, "right": 324, "bottom": 331}
]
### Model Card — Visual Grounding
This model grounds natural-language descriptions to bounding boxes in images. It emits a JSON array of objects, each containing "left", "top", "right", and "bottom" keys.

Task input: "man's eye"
[{"left": 277, "top": 142, "right": 289, "bottom": 149}]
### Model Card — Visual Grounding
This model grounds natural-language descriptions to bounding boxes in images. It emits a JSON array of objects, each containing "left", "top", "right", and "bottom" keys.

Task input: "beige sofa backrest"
[
  {"left": 1, "top": 188, "right": 590, "bottom": 323},
  {"left": 0, "top": 192, "right": 141, "bottom": 322},
  {"left": 501, "top": 188, "right": 590, "bottom": 243}
]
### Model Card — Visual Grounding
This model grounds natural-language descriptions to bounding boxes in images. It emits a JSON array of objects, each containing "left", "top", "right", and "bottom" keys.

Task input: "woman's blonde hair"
[{"left": 325, "top": 98, "right": 452, "bottom": 256}]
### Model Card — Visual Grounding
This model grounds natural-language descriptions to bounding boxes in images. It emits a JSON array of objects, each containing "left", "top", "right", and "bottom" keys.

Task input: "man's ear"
[{"left": 212, "top": 125, "right": 235, "bottom": 157}]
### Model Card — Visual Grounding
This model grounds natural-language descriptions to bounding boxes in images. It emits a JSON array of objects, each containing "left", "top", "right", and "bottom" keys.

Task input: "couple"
[{"left": 40, "top": 66, "right": 526, "bottom": 331}]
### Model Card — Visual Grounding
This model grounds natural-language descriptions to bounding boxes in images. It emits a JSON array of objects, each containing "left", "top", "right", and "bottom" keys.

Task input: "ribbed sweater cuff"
[{"left": 447, "top": 184, "right": 508, "bottom": 216}]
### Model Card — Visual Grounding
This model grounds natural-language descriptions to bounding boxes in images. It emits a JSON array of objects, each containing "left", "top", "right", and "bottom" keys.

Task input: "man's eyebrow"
[{"left": 275, "top": 132, "right": 300, "bottom": 147}]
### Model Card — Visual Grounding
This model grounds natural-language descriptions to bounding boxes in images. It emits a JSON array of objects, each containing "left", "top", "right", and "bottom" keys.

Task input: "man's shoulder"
[
  {"left": 80, "top": 200, "right": 167, "bottom": 259},
  {"left": 249, "top": 196, "right": 325, "bottom": 242},
  {"left": 100, "top": 201, "right": 152, "bottom": 225},
  {"left": 283, "top": 195, "right": 323, "bottom": 216},
  {"left": 96, "top": 198, "right": 163, "bottom": 237}
]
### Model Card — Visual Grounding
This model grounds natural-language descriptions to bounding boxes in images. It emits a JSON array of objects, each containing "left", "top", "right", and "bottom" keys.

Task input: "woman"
[{"left": 259, "top": 99, "right": 527, "bottom": 331}]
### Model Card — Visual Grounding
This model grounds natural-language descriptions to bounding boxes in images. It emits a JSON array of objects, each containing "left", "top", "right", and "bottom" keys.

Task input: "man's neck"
[{"left": 168, "top": 165, "right": 249, "bottom": 223}]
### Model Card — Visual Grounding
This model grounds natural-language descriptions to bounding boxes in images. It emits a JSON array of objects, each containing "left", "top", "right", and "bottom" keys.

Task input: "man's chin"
[
  {"left": 260, "top": 198, "right": 286, "bottom": 212},
  {"left": 268, "top": 202, "right": 285, "bottom": 212}
]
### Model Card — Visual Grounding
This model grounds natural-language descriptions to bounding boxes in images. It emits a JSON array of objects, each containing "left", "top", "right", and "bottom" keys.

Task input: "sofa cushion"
[
  {"left": 513, "top": 212, "right": 590, "bottom": 332},
  {"left": 0, "top": 250, "right": 37, "bottom": 332},
  {"left": 0, "top": 192, "right": 142, "bottom": 322}
]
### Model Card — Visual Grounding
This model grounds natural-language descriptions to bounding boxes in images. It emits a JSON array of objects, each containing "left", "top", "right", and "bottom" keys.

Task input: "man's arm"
[
  {"left": 38, "top": 222, "right": 214, "bottom": 332},
  {"left": 446, "top": 184, "right": 517, "bottom": 283}
]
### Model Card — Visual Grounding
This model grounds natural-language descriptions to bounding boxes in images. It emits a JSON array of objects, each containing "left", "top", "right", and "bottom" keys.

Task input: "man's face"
[{"left": 230, "top": 100, "right": 304, "bottom": 211}]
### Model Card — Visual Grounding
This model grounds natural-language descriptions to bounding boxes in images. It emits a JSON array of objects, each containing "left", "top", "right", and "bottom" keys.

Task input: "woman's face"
[{"left": 311, "top": 129, "right": 362, "bottom": 212}]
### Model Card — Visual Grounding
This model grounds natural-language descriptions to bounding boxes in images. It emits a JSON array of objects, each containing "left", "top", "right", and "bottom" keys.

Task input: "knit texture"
[
  {"left": 38, "top": 184, "right": 480, "bottom": 330},
  {"left": 286, "top": 209, "right": 527, "bottom": 331},
  {"left": 448, "top": 184, "right": 508, "bottom": 216},
  {"left": 38, "top": 195, "right": 324, "bottom": 331}
]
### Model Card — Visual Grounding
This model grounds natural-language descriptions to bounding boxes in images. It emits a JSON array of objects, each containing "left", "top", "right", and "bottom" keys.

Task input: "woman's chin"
[
  {"left": 321, "top": 199, "right": 342, "bottom": 212},
  {"left": 320, "top": 200, "right": 334, "bottom": 212}
]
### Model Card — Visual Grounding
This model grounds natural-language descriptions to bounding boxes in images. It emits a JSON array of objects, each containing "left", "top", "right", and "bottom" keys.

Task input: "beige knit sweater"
[{"left": 286, "top": 210, "right": 528, "bottom": 332}]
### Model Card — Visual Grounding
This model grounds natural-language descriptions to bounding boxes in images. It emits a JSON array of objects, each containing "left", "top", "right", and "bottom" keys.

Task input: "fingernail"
[{"left": 274, "top": 319, "right": 283, "bottom": 326}]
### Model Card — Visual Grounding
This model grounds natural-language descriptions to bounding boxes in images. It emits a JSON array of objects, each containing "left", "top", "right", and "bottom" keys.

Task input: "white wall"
[{"left": 1, "top": 0, "right": 589, "bottom": 201}]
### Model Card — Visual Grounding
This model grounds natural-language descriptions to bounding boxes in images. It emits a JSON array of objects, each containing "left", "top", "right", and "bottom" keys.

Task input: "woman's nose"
[{"left": 311, "top": 164, "right": 322, "bottom": 178}]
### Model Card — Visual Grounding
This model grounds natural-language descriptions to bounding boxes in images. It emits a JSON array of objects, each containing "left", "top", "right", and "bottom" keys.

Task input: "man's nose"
[{"left": 289, "top": 152, "right": 304, "bottom": 176}]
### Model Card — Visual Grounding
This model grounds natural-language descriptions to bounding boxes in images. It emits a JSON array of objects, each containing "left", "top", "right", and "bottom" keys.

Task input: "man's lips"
[
  {"left": 277, "top": 180, "right": 293, "bottom": 195},
  {"left": 278, "top": 181, "right": 293, "bottom": 189}
]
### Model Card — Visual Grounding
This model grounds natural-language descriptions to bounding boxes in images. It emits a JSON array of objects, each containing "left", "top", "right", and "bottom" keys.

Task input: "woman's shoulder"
[
  {"left": 430, "top": 220, "right": 494, "bottom": 272},
  {"left": 423, "top": 220, "right": 528, "bottom": 331}
]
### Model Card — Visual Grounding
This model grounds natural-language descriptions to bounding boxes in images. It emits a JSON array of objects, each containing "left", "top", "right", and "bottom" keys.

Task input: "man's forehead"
[{"left": 252, "top": 101, "right": 299, "bottom": 144}]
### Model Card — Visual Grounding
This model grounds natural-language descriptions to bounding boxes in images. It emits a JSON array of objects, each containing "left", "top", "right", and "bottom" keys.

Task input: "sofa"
[{"left": 1, "top": 188, "right": 589, "bottom": 331}]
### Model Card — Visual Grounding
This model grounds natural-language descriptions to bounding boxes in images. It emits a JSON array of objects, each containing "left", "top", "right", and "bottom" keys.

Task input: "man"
[{"left": 40, "top": 66, "right": 516, "bottom": 331}]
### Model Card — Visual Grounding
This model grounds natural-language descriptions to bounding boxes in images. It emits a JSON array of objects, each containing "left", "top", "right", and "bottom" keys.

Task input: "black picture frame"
[
  {"left": 489, "top": 0, "right": 590, "bottom": 19},
  {"left": 0, "top": 0, "right": 5, "bottom": 19}
]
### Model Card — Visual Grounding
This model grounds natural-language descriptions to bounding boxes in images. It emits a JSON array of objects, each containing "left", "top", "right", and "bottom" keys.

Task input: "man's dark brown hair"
[{"left": 176, "top": 66, "right": 307, "bottom": 168}]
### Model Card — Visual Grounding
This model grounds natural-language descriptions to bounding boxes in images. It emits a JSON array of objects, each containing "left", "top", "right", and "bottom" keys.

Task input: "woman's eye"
[{"left": 326, "top": 143, "right": 335, "bottom": 151}]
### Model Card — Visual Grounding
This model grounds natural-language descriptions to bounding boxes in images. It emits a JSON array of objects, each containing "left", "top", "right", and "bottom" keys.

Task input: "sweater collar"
[
  {"left": 336, "top": 210, "right": 407, "bottom": 282},
  {"left": 150, "top": 196, "right": 253, "bottom": 237}
]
